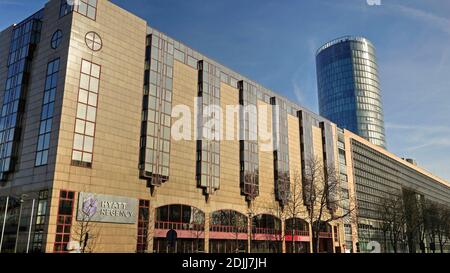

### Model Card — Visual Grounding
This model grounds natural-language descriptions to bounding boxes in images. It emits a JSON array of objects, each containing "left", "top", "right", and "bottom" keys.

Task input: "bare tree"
[
  {"left": 72, "top": 213, "right": 99, "bottom": 253},
  {"left": 246, "top": 184, "right": 262, "bottom": 253},
  {"left": 284, "top": 170, "right": 305, "bottom": 253},
  {"left": 377, "top": 190, "right": 406, "bottom": 253},
  {"left": 266, "top": 193, "right": 284, "bottom": 253},
  {"left": 302, "top": 156, "right": 352, "bottom": 253},
  {"left": 423, "top": 200, "right": 438, "bottom": 253},
  {"left": 402, "top": 188, "right": 426, "bottom": 253},
  {"left": 435, "top": 203, "right": 450, "bottom": 253},
  {"left": 417, "top": 200, "right": 449, "bottom": 253},
  {"left": 212, "top": 210, "right": 248, "bottom": 253},
  {"left": 190, "top": 208, "right": 205, "bottom": 253},
  {"left": 231, "top": 212, "right": 248, "bottom": 253}
]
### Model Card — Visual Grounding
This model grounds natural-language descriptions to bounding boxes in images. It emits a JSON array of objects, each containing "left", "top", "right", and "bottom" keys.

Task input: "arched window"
[
  {"left": 210, "top": 210, "right": 248, "bottom": 233},
  {"left": 155, "top": 204, "right": 204, "bottom": 231},
  {"left": 285, "top": 218, "right": 309, "bottom": 234},
  {"left": 313, "top": 220, "right": 332, "bottom": 232},
  {"left": 51, "top": 30, "right": 62, "bottom": 49},
  {"left": 154, "top": 204, "right": 205, "bottom": 253},
  {"left": 252, "top": 214, "right": 281, "bottom": 234},
  {"left": 285, "top": 218, "right": 311, "bottom": 253},
  {"left": 313, "top": 220, "right": 333, "bottom": 239}
]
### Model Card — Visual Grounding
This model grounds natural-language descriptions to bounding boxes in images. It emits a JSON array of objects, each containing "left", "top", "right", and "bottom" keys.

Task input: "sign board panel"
[{"left": 77, "top": 192, "right": 138, "bottom": 224}]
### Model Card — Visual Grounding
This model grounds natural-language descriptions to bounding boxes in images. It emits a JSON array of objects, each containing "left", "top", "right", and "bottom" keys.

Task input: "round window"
[
  {"left": 85, "top": 31, "right": 102, "bottom": 51},
  {"left": 51, "top": 30, "right": 63, "bottom": 49}
]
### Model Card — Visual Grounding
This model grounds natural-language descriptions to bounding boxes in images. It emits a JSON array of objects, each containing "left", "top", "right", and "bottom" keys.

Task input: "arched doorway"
[
  {"left": 209, "top": 210, "right": 248, "bottom": 253},
  {"left": 312, "top": 220, "right": 333, "bottom": 253},
  {"left": 285, "top": 218, "right": 310, "bottom": 253},
  {"left": 251, "top": 214, "right": 282, "bottom": 253},
  {"left": 153, "top": 204, "right": 205, "bottom": 253}
]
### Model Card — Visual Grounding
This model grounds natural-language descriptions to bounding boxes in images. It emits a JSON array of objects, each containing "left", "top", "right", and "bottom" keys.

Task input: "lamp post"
[
  {"left": 0, "top": 196, "right": 10, "bottom": 253},
  {"left": 26, "top": 198, "right": 35, "bottom": 253},
  {"left": 248, "top": 212, "right": 253, "bottom": 254},
  {"left": 14, "top": 194, "right": 28, "bottom": 253}
]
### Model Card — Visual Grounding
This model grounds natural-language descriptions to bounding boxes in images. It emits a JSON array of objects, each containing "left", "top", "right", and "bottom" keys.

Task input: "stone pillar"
[
  {"left": 204, "top": 213, "right": 210, "bottom": 253},
  {"left": 148, "top": 203, "right": 156, "bottom": 253}
]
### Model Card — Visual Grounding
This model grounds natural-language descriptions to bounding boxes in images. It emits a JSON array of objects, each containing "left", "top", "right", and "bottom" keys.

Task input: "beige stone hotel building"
[{"left": 0, "top": 0, "right": 449, "bottom": 253}]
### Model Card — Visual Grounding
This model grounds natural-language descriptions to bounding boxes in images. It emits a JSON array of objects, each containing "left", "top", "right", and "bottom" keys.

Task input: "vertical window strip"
[
  {"left": 54, "top": 190, "right": 75, "bottom": 253},
  {"left": 136, "top": 199, "right": 150, "bottom": 253},
  {"left": 238, "top": 80, "right": 259, "bottom": 200},
  {"left": 196, "top": 60, "right": 221, "bottom": 196},
  {"left": 297, "top": 110, "right": 315, "bottom": 207},
  {"left": 35, "top": 58, "right": 60, "bottom": 166},
  {"left": 71, "top": 59, "right": 100, "bottom": 167},
  {"left": 320, "top": 122, "right": 338, "bottom": 210},
  {"left": 0, "top": 16, "right": 42, "bottom": 181},
  {"left": 139, "top": 34, "right": 173, "bottom": 186},
  {"left": 271, "top": 97, "right": 290, "bottom": 206}
]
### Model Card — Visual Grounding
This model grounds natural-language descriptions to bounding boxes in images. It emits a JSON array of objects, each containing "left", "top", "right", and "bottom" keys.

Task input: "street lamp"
[
  {"left": 14, "top": 194, "right": 28, "bottom": 253},
  {"left": 0, "top": 196, "right": 10, "bottom": 253}
]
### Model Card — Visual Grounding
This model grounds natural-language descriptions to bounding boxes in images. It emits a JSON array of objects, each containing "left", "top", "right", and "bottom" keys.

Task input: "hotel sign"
[{"left": 77, "top": 192, "right": 138, "bottom": 224}]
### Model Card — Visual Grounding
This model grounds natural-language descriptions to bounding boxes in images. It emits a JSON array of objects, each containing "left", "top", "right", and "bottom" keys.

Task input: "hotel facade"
[{"left": 0, "top": 0, "right": 449, "bottom": 253}]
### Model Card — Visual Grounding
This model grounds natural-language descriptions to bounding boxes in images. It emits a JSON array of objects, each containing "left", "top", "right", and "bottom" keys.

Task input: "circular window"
[
  {"left": 51, "top": 30, "right": 63, "bottom": 49},
  {"left": 85, "top": 31, "right": 102, "bottom": 51}
]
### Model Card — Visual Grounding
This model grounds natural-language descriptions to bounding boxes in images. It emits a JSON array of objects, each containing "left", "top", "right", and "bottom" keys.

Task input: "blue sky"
[{"left": 1, "top": 0, "right": 449, "bottom": 181}]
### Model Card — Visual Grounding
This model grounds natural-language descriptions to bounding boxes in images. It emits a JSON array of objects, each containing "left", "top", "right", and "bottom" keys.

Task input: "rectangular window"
[
  {"left": 35, "top": 58, "right": 60, "bottom": 166},
  {"left": 136, "top": 200, "right": 150, "bottom": 253},
  {"left": 71, "top": 59, "right": 100, "bottom": 168},
  {"left": 54, "top": 190, "right": 75, "bottom": 253},
  {"left": 59, "top": 0, "right": 74, "bottom": 17},
  {"left": 60, "top": 0, "right": 97, "bottom": 20},
  {"left": 31, "top": 190, "right": 49, "bottom": 253}
]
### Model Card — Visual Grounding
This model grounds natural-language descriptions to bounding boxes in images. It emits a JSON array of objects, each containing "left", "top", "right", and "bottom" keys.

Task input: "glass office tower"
[{"left": 316, "top": 36, "right": 386, "bottom": 148}]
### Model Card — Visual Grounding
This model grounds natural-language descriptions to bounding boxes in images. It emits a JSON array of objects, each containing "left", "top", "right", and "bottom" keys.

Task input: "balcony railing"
[
  {"left": 285, "top": 229, "right": 310, "bottom": 237},
  {"left": 319, "top": 232, "right": 333, "bottom": 238},
  {"left": 155, "top": 221, "right": 204, "bottom": 231},
  {"left": 253, "top": 227, "right": 282, "bottom": 235},
  {"left": 210, "top": 224, "right": 248, "bottom": 234}
]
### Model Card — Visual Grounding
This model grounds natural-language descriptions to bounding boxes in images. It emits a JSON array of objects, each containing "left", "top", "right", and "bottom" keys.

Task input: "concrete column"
[
  {"left": 204, "top": 213, "right": 210, "bottom": 253},
  {"left": 148, "top": 203, "right": 156, "bottom": 253}
]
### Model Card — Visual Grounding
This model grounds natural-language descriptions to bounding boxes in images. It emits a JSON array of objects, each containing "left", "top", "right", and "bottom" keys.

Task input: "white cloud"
[
  {"left": 391, "top": 4, "right": 450, "bottom": 35},
  {"left": 292, "top": 80, "right": 305, "bottom": 104},
  {"left": 386, "top": 122, "right": 450, "bottom": 151}
]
